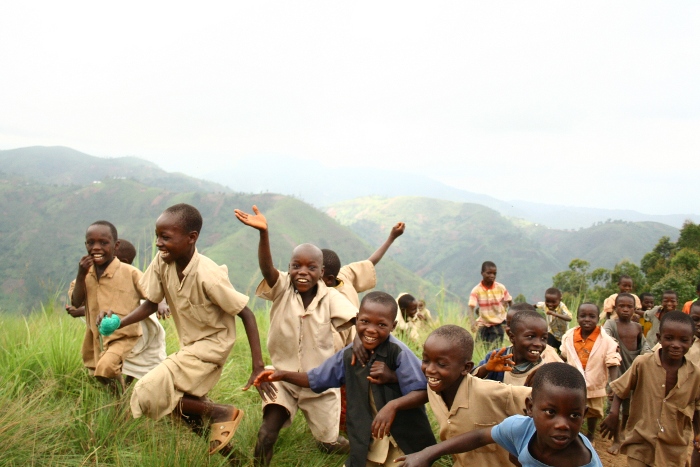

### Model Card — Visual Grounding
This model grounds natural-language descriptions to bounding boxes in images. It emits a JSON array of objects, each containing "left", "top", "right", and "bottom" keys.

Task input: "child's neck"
[
  {"left": 95, "top": 257, "right": 114, "bottom": 280},
  {"left": 439, "top": 375, "right": 464, "bottom": 410},
  {"left": 617, "top": 316, "right": 631, "bottom": 324},
  {"left": 531, "top": 431, "right": 590, "bottom": 466},
  {"left": 659, "top": 350, "right": 684, "bottom": 371},
  {"left": 175, "top": 248, "right": 196, "bottom": 279},
  {"left": 299, "top": 284, "right": 319, "bottom": 309},
  {"left": 579, "top": 326, "right": 596, "bottom": 340}
]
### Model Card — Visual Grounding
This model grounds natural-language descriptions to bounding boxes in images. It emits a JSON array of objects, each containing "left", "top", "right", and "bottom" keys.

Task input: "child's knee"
[
  {"left": 256, "top": 423, "right": 280, "bottom": 448},
  {"left": 94, "top": 351, "right": 123, "bottom": 379}
]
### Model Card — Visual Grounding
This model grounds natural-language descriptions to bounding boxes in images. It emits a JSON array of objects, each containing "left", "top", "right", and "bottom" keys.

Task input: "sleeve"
[
  {"left": 395, "top": 344, "right": 428, "bottom": 395},
  {"left": 67, "top": 280, "right": 76, "bottom": 303},
  {"left": 559, "top": 302, "right": 572, "bottom": 318},
  {"left": 602, "top": 320, "right": 615, "bottom": 341},
  {"left": 633, "top": 294, "right": 642, "bottom": 309},
  {"left": 609, "top": 357, "right": 639, "bottom": 399},
  {"left": 207, "top": 266, "right": 249, "bottom": 316},
  {"left": 604, "top": 336, "right": 622, "bottom": 367},
  {"left": 255, "top": 269, "right": 287, "bottom": 302},
  {"left": 131, "top": 267, "right": 147, "bottom": 301},
  {"left": 507, "top": 386, "right": 532, "bottom": 415},
  {"left": 307, "top": 349, "right": 347, "bottom": 393},
  {"left": 560, "top": 333, "right": 569, "bottom": 361},
  {"left": 140, "top": 256, "right": 166, "bottom": 304},
  {"left": 328, "top": 289, "right": 358, "bottom": 332},
  {"left": 490, "top": 415, "right": 529, "bottom": 457},
  {"left": 502, "top": 286, "right": 512, "bottom": 303},
  {"left": 602, "top": 295, "right": 615, "bottom": 319},
  {"left": 338, "top": 260, "right": 377, "bottom": 293},
  {"left": 468, "top": 285, "right": 479, "bottom": 308}
]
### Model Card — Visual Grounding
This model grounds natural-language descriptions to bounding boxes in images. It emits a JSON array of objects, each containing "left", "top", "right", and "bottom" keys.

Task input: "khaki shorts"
[
  {"left": 264, "top": 380, "right": 340, "bottom": 444},
  {"left": 586, "top": 396, "right": 605, "bottom": 419},
  {"left": 131, "top": 348, "right": 223, "bottom": 421},
  {"left": 93, "top": 335, "right": 139, "bottom": 379}
]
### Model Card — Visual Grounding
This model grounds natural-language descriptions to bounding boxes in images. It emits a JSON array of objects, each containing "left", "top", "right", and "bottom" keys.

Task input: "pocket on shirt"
[
  {"left": 315, "top": 319, "right": 334, "bottom": 351},
  {"left": 472, "top": 422, "right": 499, "bottom": 452},
  {"left": 187, "top": 300, "right": 214, "bottom": 326}
]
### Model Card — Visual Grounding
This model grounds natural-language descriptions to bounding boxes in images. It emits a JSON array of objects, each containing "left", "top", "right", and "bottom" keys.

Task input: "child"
[
  {"left": 506, "top": 302, "right": 561, "bottom": 362},
  {"left": 420, "top": 325, "right": 531, "bottom": 466},
  {"left": 473, "top": 310, "right": 562, "bottom": 385},
  {"left": 683, "top": 281, "right": 700, "bottom": 314},
  {"left": 560, "top": 302, "right": 621, "bottom": 444},
  {"left": 644, "top": 290, "right": 679, "bottom": 348},
  {"left": 688, "top": 302, "right": 700, "bottom": 365},
  {"left": 468, "top": 261, "right": 512, "bottom": 345},
  {"left": 601, "top": 311, "right": 700, "bottom": 466},
  {"left": 602, "top": 293, "right": 651, "bottom": 455},
  {"left": 396, "top": 362, "right": 603, "bottom": 467},
  {"left": 254, "top": 291, "right": 435, "bottom": 467},
  {"left": 600, "top": 275, "right": 642, "bottom": 321},
  {"left": 394, "top": 293, "right": 433, "bottom": 342},
  {"left": 98, "top": 204, "right": 270, "bottom": 456},
  {"left": 235, "top": 205, "right": 358, "bottom": 465},
  {"left": 70, "top": 221, "right": 145, "bottom": 391},
  {"left": 637, "top": 292, "right": 655, "bottom": 336},
  {"left": 535, "top": 287, "right": 572, "bottom": 351}
]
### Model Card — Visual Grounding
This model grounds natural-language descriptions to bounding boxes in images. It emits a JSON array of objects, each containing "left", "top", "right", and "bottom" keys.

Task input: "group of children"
[{"left": 67, "top": 203, "right": 700, "bottom": 466}]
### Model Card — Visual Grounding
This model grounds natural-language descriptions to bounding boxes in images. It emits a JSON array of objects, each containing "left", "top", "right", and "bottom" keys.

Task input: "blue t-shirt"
[{"left": 490, "top": 415, "right": 602, "bottom": 467}]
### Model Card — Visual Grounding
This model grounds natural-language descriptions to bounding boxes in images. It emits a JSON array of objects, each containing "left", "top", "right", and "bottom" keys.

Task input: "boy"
[
  {"left": 637, "top": 292, "right": 655, "bottom": 336},
  {"left": 473, "top": 310, "right": 562, "bottom": 385},
  {"left": 420, "top": 325, "right": 531, "bottom": 466},
  {"left": 396, "top": 362, "right": 602, "bottom": 467},
  {"left": 535, "top": 287, "right": 572, "bottom": 351},
  {"left": 98, "top": 204, "right": 270, "bottom": 456},
  {"left": 468, "top": 261, "right": 512, "bottom": 345},
  {"left": 560, "top": 302, "right": 621, "bottom": 444},
  {"left": 602, "top": 293, "right": 651, "bottom": 455},
  {"left": 601, "top": 275, "right": 642, "bottom": 321},
  {"left": 235, "top": 205, "right": 358, "bottom": 465},
  {"left": 601, "top": 311, "right": 700, "bottom": 466},
  {"left": 683, "top": 281, "right": 700, "bottom": 314},
  {"left": 394, "top": 293, "right": 432, "bottom": 342},
  {"left": 506, "top": 302, "right": 561, "bottom": 362},
  {"left": 254, "top": 291, "right": 435, "bottom": 467},
  {"left": 644, "top": 290, "right": 679, "bottom": 348},
  {"left": 71, "top": 221, "right": 144, "bottom": 391}
]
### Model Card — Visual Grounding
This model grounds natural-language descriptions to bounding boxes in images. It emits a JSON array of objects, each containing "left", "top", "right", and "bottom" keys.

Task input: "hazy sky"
[{"left": 1, "top": 2, "right": 698, "bottom": 215}]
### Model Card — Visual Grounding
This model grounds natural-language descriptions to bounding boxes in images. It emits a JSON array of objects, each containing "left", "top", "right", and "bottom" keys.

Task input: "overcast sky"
[{"left": 1, "top": 2, "right": 698, "bottom": 215}]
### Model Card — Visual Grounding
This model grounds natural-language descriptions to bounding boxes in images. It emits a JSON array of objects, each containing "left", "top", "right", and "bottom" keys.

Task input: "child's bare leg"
[
  {"left": 620, "top": 412, "right": 629, "bottom": 440},
  {"left": 95, "top": 375, "right": 125, "bottom": 396},
  {"left": 255, "top": 405, "right": 289, "bottom": 466},
  {"left": 586, "top": 417, "right": 598, "bottom": 443},
  {"left": 179, "top": 395, "right": 241, "bottom": 453}
]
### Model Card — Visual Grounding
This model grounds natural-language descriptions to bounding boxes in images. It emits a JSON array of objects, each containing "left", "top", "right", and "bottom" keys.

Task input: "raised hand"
[
  {"left": 78, "top": 254, "right": 94, "bottom": 275},
  {"left": 234, "top": 205, "right": 268, "bottom": 231},
  {"left": 390, "top": 222, "right": 405, "bottom": 239},
  {"left": 484, "top": 347, "right": 515, "bottom": 372}
]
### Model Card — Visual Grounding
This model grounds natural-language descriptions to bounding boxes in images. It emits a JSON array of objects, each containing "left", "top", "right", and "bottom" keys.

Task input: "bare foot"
[{"left": 607, "top": 441, "right": 621, "bottom": 455}]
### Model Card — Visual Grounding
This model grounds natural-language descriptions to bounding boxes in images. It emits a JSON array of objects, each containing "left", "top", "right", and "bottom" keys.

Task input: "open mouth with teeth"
[
  {"left": 427, "top": 377, "right": 441, "bottom": 388},
  {"left": 363, "top": 335, "right": 378, "bottom": 344}
]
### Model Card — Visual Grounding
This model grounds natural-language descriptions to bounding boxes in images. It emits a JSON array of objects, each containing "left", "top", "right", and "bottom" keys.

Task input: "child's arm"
[
  {"left": 372, "top": 390, "right": 428, "bottom": 440},
  {"left": 367, "top": 361, "right": 398, "bottom": 384},
  {"left": 600, "top": 394, "right": 623, "bottom": 439},
  {"left": 472, "top": 348, "right": 514, "bottom": 379},
  {"left": 71, "top": 254, "right": 94, "bottom": 307},
  {"left": 65, "top": 305, "right": 86, "bottom": 318},
  {"left": 367, "top": 222, "right": 405, "bottom": 265},
  {"left": 254, "top": 369, "right": 310, "bottom": 388},
  {"left": 546, "top": 310, "right": 572, "bottom": 322},
  {"left": 96, "top": 300, "right": 159, "bottom": 329},
  {"left": 238, "top": 307, "right": 277, "bottom": 402},
  {"left": 395, "top": 426, "right": 494, "bottom": 466},
  {"left": 234, "top": 206, "right": 279, "bottom": 288}
]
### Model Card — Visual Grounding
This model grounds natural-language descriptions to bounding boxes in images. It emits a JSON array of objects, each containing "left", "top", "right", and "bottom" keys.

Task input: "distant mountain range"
[{"left": 0, "top": 146, "right": 681, "bottom": 311}]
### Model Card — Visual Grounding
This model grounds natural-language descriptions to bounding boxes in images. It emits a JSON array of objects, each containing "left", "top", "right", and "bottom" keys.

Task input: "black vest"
[{"left": 342, "top": 338, "right": 436, "bottom": 466}]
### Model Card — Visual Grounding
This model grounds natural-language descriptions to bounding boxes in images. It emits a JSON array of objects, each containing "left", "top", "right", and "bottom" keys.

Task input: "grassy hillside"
[
  {"left": 0, "top": 178, "right": 439, "bottom": 313},
  {"left": 327, "top": 197, "right": 679, "bottom": 302}
]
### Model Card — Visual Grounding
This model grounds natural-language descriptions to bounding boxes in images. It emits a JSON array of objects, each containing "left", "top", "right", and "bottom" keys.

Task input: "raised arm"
[
  {"left": 395, "top": 426, "right": 494, "bottom": 466},
  {"left": 71, "top": 254, "right": 94, "bottom": 307},
  {"left": 368, "top": 222, "right": 405, "bottom": 265},
  {"left": 234, "top": 205, "right": 279, "bottom": 287},
  {"left": 238, "top": 307, "right": 277, "bottom": 402}
]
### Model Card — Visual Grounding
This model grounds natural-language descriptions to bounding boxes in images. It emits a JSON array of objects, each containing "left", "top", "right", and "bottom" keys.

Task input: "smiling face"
[
  {"left": 85, "top": 224, "right": 118, "bottom": 269},
  {"left": 544, "top": 293, "right": 561, "bottom": 311},
  {"left": 155, "top": 212, "right": 197, "bottom": 264},
  {"left": 527, "top": 383, "right": 587, "bottom": 453},
  {"left": 288, "top": 244, "right": 323, "bottom": 294},
  {"left": 355, "top": 300, "right": 396, "bottom": 352},
  {"left": 661, "top": 293, "right": 679, "bottom": 313},
  {"left": 658, "top": 320, "right": 693, "bottom": 362},
  {"left": 641, "top": 295, "right": 655, "bottom": 311},
  {"left": 481, "top": 266, "right": 497, "bottom": 287},
  {"left": 577, "top": 304, "right": 598, "bottom": 334},
  {"left": 421, "top": 334, "right": 473, "bottom": 393},
  {"left": 509, "top": 317, "right": 548, "bottom": 364},
  {"left": 618, "top": 277, "right": 634, "bottom": 293},
  {"left": 614, "top": 296, "right": 636, "bottom": 322}
]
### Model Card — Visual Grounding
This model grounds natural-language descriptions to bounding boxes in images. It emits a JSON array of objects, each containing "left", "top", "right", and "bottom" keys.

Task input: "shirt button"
[{"left": 447, "top": 420, "right": 451, "bottom": 424}]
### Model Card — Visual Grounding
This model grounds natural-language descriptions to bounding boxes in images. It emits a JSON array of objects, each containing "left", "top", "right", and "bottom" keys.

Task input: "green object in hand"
[{"left": 99, "top": 315, "right": 121, "bottom": 336}]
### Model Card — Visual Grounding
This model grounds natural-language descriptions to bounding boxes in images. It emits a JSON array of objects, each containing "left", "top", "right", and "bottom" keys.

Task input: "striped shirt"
[{"left": 469, "top": 281, "right": 512, "bottom": 326}]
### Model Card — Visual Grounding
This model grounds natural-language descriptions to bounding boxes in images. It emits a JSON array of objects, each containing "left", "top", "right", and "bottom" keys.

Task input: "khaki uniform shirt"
[
  {"left": 428, "top": 374, "right": 531, "bottom": 466},
  {"left": 140, "top": 250, "right": 248, "bottom": 365},
  {"left": 257, "top": 270, "right": 356, "bottom": 372},
  {"left": 610, "top": 349, "right": 700, "bottom": 466},
  {"left": 332, "top": 260, "right": 374, "bottom": 349},
  {"left": 601, "top": 293, "right": 642, "bottom": 320}
]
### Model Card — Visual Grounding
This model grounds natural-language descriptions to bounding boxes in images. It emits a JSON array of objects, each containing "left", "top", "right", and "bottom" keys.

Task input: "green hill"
[{"left": 327, "top": 196, "right": 679, "bottom": 302}]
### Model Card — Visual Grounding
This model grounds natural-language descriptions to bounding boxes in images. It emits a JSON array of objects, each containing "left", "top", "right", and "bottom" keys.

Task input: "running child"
[
  {"left": 535, "top": 287, "right": 572, "bottom": 351},
  {"left": 601, "top": 275, "right": 641, "bottom": 321},
  {"left": 560, "top": 303, "right": 621, "bottom": 444},
  {"left": 98, "top": 204, "right": 270, "bottom": 457},
  {"left": 396, "top": 362, "right": 603, "bottom": 467},
  {"left": 235, "top": 205, "right": 358, "bottom": 465},
  {"left": 601, "top": 311, "right": 700, "bottom": 466},
  {"left": 254, "top": 291, "right": 435, "bottom": 467},
  {"left": 468, "top": 261, "right": 512, "bottom": 345}
]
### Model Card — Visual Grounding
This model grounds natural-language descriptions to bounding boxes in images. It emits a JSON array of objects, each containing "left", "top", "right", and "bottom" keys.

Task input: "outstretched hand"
[
  {"left": 599, "top": 413, "right": 618, "bottom": 439},
  {"left": 243, "top": 368, "right": 279, "bottom": 403},
  {"left": 484, "top": 347, "right": 515, "bottom": 373},
  {"left": 234, "top": 205, "right": 268, "bottom": 231},
  {"left": 390, "top": 222, "right": 406, "bottom": 239},
  {"left": 393, "top": 450, "right": 432, "bottom": 466}
]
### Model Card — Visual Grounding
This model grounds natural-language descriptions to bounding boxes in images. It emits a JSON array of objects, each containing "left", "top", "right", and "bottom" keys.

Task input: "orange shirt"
[{"left": 573, "top": 326, "right": 601, "bottom": 370}]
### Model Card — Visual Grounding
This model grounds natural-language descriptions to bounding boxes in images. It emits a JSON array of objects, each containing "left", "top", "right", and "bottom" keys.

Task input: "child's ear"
[
  {"left": 462, "top": 361, "right": 474, "bottom": 375},
  {"left": 507, "top": 329, "right": 515, "bottom": 343},
  {"left": 188, "top": 230, "right": 199, "bottom": 244},
  {"left": 391, "top": 320, "right": 397, "bottom": 332},
  {"left": 114, "top": 239, "right": 121, "bottom": 250},
  {"left": 525, "top": 396, "right": 533, "bottom": 416}
]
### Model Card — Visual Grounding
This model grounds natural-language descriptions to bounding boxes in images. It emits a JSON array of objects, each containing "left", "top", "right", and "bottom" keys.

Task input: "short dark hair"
[
  {"left": 615, "top": 293, "right": 636, "bottom": 306},
  {"left": 321, "top": 249, "right": 341, "bottom": 278},
  {"left": 89, "top": 220, "right": 118, "bottom": 241},
  {"left": 510, "top": 302, "right": 536, "bottom": 313},
  {"left": 163, "top": 203, "right": 203, "bottom": 234},
  {"left": 640, "top": 292, "right": 654, "bottom": 301},
  {"left": 531, "top": 362, "right": 587, "bottom": 401},
  {"left": 361, "top": 291, "right": 398, "bottom": 320},
  {"left": 618, "top": 274, "right": 633, "bottom": 284},
  {"left": 428, "top": 325, "right": 474, "bottom": 362},
  {"left": 116, "top": 239, "right": 136, "bottom": 265},
  {"left": 545, "top": 287, "right": 561, "bottom": 298},
  {"left": 578, "top": 302, "right": 600, "bottom": 314},
  {"left": 659, "top": 310, "right": 694, "bottom": 335},
  {"left": 663, "top": 290, "right": 679, "bottom": 299},
  {"left": 690, "top": 301, "right": 700, "bottom": 314},
  {"left": 398, "top": 294, "right": 416, "bottom": 311},
  {"left": 481, "top": 261, "right": 497, "bottom": 272},
  {"left": 510, "top": 310, "right": 545, "bottom": 334}
]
